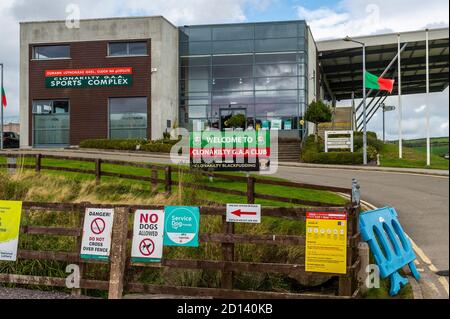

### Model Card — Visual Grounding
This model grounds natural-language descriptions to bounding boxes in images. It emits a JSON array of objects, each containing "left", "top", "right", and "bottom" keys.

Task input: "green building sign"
[{"left": 45, "top": 67, "right": 133, "bottom": 89}]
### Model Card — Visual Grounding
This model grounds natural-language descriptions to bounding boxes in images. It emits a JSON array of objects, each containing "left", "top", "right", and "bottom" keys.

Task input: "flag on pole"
[
  {"left": 365, "top": 71, "right": 395, "bottom": 93},
  {"left": 1, "top": 86, "right": 6, "bottom": 108}
]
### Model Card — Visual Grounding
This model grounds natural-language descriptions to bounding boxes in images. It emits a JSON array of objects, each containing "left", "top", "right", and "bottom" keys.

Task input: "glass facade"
[
  {"left": 109, "top": 97, "right": 148, "bottom": 139},
  {"left": 179, "top": 21, "right": 308, "bottom": 134},
  {"left": 32, "top": 100, "right": 70, "bottom": 147}
]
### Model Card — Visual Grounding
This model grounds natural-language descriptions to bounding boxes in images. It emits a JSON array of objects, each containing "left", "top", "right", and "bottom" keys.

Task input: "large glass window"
[
  {"left": 188, "top": 28, "right": 212, "bottom": 41},
  {"left": 255, "top": 77, "right": 297, "bottom": 90},
  {"left": 33, "top": 100, "right": 69, "bottom": 146},
  {"left": 255, "top": 64, "right": 297, "bottom": 77},
  {"left": 255, "top": 23, "right": 298, "bottom": 39},
  {"left": 179, "top": 21, "right": 309, "bottom": 135},
  {"left": 213, "top": 40, "right": 254, "bottom": 54},
  {"left": 213, "top": 26, "right": 253, "bottom": 41},
  {"left": 108, "top": 42, "right": 148, "bottom": 57},
  {"left": 213, "top": 65, "right": 252, "bottom": 78},
  {"left": 109, "top": 97, "right": 147, "bottom": 139},
  {"left": 33, "top": 45, "right": 70, "bottom": 60},
  {"left": 213, "top": 78, "right": 253, "bottom": 92},
  {"left": 255, "top": 38, "right": 298, "bottom": 52}
]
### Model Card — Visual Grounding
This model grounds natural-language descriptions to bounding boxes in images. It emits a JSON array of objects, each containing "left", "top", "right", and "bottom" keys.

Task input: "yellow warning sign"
[
  {"left": 0, "top": 200, "right": 23, "bottom": 261},
  {"left": 305, "top": 212, "right": 347, "bottom": 274}
]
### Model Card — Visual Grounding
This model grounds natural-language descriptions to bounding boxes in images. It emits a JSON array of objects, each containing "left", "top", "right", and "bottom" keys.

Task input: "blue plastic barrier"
[{"left": 359, "top": 207, "right": 421, "bottom": 296}]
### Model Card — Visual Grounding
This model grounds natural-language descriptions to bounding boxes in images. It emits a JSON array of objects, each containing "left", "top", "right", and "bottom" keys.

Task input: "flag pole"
[
  {"left": 362, "top": 43, "right": 368, "bottom": 165},
  {"left": 426, "top": 29, "right": 431, "bottom": 166},
  {"left": 398, "top": 34, "right": 403, "bottom": 159},
  {"left": 0, "top": 63, "right": 3, "bottom": 150}
]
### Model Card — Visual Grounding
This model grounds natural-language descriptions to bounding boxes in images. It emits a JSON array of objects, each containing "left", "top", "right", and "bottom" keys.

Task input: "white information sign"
[
  {"left": 80, "top": 208, "right": 114, "bottom": 261},
  {"left": 226, "top": 204, "right": 261, "bottom": 224},
  {"left": 131, "top": 210, "right": 165, "bottom": 263},
  {"left": 325, "top": 131, "right": 354, "bottom": 153}
]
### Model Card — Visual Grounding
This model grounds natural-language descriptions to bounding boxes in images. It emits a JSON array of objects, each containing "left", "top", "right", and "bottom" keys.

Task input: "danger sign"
[
  {"left": 80, "top": 208, "right": 114, "bottom": 261},
  {"left": 131, "top": 210, "right": 164, "bottom": 263}
]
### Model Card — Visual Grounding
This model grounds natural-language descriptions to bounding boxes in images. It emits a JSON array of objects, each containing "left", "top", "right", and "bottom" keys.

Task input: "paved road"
[
  {"left": 274, "top": 165, "right": 449, "bottom": 272},
  {"left": 4, "top": 150, "right": 449, "bottom": 277}
]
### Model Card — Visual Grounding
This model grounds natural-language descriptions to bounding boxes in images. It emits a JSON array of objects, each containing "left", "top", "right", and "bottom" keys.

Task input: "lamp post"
[{"left": 344, "top": 36, "right": 367, "bottom": 165}]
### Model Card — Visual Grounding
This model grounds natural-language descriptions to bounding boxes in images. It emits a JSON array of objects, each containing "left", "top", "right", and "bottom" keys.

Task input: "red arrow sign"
[{"left": 231, "top": 209, "right": 258, "bottom": 217}]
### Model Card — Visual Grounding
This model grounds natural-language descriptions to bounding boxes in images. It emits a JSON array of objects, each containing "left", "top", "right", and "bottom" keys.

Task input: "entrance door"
[
  {"left": 33, "top": 100, "right": 70, "bottom": 148},
  {"left": 219, "top": 108, "right": 247, "bottom": 131}
]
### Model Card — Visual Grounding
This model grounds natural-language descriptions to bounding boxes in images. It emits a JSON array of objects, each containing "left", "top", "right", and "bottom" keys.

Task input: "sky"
[{"left": 0, "top": 0, "right": 448, "bottom": 140}]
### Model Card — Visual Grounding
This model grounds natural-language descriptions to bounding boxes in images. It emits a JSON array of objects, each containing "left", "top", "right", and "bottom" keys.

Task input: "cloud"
[
  {"left": 414, "top": 105, "right": 427, "bottom": 113},
  {"left": 297, "top": 0, "right": 449, "bottom": 40},
  {"left": 0, "top": 0, "right": 273, "bottom": 121}
]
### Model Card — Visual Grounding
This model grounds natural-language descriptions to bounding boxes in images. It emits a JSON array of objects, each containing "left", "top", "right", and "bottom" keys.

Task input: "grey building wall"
[{"left": 19, "top": 16, "right": 179, "bottom": 147}]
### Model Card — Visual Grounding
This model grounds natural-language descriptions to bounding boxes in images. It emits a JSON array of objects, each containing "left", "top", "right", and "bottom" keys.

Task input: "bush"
[
  {"left": 79, "top": 138, "right": 180, "bottom": 153},
  {"left": 353, "top": 131, "right": 383, "bottom": 152},
  {"left": 300, "top": 134, "right": 378, "bottom": 165}
]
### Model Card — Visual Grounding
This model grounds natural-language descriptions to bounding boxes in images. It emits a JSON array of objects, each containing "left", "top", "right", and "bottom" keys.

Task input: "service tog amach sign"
[{"left": 45, "top": 67, "right": 133, "bottom": 88}]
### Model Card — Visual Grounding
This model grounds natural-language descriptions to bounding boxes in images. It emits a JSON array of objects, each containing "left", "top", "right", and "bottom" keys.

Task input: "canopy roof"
[{"left": 317, "top": 28, "right": 449, "bottom": 101}]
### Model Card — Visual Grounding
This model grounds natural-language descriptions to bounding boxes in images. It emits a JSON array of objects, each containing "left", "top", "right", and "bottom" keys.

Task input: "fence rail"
[
  {"left": 0, "top": 202, "right": 361, "bottom": 299},
  {"left": 0, "top": 153, "right": 352, "bottom": 207}
]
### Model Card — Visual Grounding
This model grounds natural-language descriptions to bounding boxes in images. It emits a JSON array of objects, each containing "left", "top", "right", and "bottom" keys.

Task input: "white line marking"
[
  {"left": 425, "top": 281, "right": 440, "bottom": 295},
  {"left": 438, "top": 277, "right": 449, "bottom": 295}
]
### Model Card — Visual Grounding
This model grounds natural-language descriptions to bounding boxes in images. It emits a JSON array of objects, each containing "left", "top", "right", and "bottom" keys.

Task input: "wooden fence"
[
  {"left": 0, "top": 153, "right": 353, "bottom": 207},
  {"left": 0, "top": 202, "right": 361, "bottom": 299}
]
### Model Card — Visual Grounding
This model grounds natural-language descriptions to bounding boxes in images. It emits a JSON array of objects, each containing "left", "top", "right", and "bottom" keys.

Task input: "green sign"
[
  {"left": 190, "top": 131, "right": 271, "bottom": 171},
  {"left": 163, "top": 206, "right": 200, "bottom": 247},
  {"left": 46, "top": 75, "right": 133, "bottom": 88},
  {"left": 284, "top": 120, "right": 292, "bottom": 130}
]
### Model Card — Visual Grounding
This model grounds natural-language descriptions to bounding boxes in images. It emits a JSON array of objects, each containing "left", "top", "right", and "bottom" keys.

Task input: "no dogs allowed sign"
[
  {"left": 80, "top": 208, "right": 114, "bottom": 261},
  {"left": 131, "top": 210, "right": 165, "bottom": 263}
]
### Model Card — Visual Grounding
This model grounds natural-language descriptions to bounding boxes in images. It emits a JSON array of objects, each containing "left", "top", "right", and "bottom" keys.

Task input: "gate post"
[
  {"left": 35, "top": 154, "right": 42, "bottom": 172},
  {"left": 95, "top": 159, "right": 102, "bottom": 184},
  {"left": 246, "top": 176, "right": 255, "bottom": 204},
  {"left": 165, "top": 166, "right": 172, "bottom": 195},
  {"left": 221, "top": 215, "right": 235, "bottom": 290},
  {"left": 339, "top": 207, "right": 355, "bottom": 297},
  {"left": 72, "top": 210, "right": 85, "bottom": 296},
  {"left": 151, "top": 166, "right": 158, "bottom": 193},
  {"left": 108, "top": 207, "right": 129, "bottom": 299}
]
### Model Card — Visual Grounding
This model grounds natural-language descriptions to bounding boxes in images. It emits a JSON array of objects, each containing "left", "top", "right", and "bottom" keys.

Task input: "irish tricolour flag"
[
  {"left": 1, "top": 86, "right": 6, "bottom": 108},
  {"left": 365, "top": 71, "right": 395, "bottom": 93}
]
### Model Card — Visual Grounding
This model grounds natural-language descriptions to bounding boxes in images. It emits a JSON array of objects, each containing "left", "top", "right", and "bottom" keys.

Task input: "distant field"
[
  {"left": 388, "top": 137, "right": 449, "bottom": 158},
  {"left": 380, "top": 143, "right": 449, "bottom": 170}
]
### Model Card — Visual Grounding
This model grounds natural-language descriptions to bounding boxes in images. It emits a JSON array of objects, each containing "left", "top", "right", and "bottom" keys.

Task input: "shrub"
[
  {"left": 79, "top": 138, "right": 180, "bottom": 153},
  {"left": 300, "top": 134, "right": 378, "bottom": 165},
  {"left": 353, "top": 131, "right": 383, "bottom": 152}
]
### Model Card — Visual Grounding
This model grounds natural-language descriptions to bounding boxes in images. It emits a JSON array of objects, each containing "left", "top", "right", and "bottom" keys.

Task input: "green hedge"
[
  {"left": 79, "top": 138, "right": 179, "bottom": 153},
  {"left": 301, "top": 134, "right": 379, "bottom": 165}
]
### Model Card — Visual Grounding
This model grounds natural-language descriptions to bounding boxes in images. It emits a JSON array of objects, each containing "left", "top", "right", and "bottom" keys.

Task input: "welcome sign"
[
  {"left": 190, "top": 131, "right": 271, "bottom": 171},
  {"left": 45, "top": 67, "right": 133, "bottom": 88}
]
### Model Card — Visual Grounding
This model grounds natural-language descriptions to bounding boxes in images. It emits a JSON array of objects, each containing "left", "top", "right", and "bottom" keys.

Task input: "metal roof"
[{"left": 317, "top": 28, "right": 449, "bottom": 101}]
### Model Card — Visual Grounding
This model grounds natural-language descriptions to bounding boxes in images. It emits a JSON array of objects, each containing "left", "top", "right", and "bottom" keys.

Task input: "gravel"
[{"left": 0, "top": 287, "right": 92, "bottom": 299}]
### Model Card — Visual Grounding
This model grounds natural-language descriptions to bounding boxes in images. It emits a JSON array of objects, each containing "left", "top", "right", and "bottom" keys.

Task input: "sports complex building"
[{"left": 19, "top": 16, "right": 449, "bottom": 148}]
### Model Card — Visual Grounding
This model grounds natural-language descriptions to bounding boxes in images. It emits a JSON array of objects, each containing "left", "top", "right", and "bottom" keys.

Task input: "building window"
[
  {"left": 32, "top": 100, "right": 70, "bottom": 146},
  {"left": 109, "top": 97, "right": 148, "bottom": 139},
  {"left": 33, "top": 45, "right": 70, "bottom": 60},
  {"left": 108, "top": 42, "right": 148, "bottom": 57}
]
